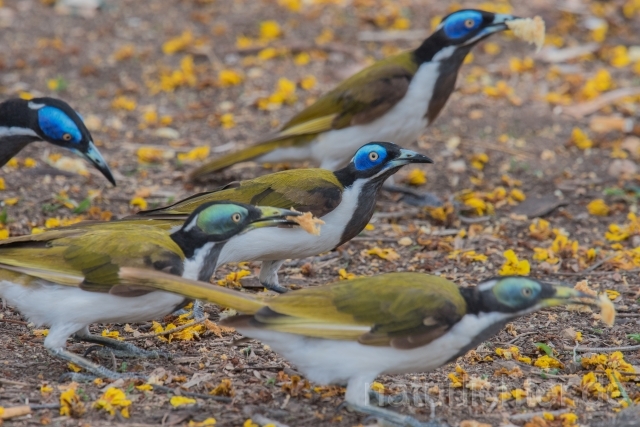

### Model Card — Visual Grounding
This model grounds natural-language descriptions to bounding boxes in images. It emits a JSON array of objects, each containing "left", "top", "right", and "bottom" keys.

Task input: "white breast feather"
[
  {"left": 216, "top": 180, "right": 365, "bottom": 265},
  {"left": 256, "top": 55, "right": 448, "bottom": 170},
  {"left": 237, "top": 311, "right": 510, "bottom": 386}
]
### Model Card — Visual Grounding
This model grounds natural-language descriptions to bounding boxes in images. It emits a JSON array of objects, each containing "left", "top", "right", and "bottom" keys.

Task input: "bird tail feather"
[
  {"left": 118, "top": 267, "right": 266, "bottom": 314},
  {"left": 188, "top": 143, "right": 279, "bottom": 181}
]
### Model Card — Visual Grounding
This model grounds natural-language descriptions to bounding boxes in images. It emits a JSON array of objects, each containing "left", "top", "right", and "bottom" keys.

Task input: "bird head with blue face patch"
[
  {"left": 469, "top": 276, "right": 598, "bottom": 316},
  {"left": 336, "top": 141, "right": 433, "bottom": 185},
  {"left": 416, "top": 9, "right": 517, "bottom": 63},
  {"left": 172, "top": 201, "right": 303, "bottom": 253},
  {"left": 27, "top": 97, "right": 115, "bottom": 185}
]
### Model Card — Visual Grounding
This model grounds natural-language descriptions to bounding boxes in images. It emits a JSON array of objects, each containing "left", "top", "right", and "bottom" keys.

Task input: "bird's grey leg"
[
  {"left": 259, "top": 260, "right": 288, "bottom": 293},
  {"left": 174, "top": 300, "right": 206, "bottom": 321},
  {"left": 48, "top": 348, "right": 143, "bottom": 381},
  {"left": 73, "top": 327, "right": 170, "bottom": 359},
  {"left": 344, "top": 376, "right": 446, "bottom": 427},
  {"left": 368, "top": 390, "right": 406, "bottom": 406},
  {"left": 172, "top": 298, "right": 206, "bottom": 321},
  {"left": 347, "top": 402, "right": 446, "bottom": 427}
]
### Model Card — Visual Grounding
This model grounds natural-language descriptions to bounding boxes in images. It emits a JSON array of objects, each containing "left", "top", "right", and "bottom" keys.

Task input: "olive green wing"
[
  {"left": 137, "top": 168, "right": 343, "bottom": 219},
  {"left": 247, "top": 273, "right": 468, "bottom": 348},
  {"left": 0, "top": 226, "right": 185, "bottom": 295},
  {"left": 281, "top": 51, "right": 417, "bottom": 132},
  {"left": 188, "top": 51, "right": 417, "bottom": 179}
]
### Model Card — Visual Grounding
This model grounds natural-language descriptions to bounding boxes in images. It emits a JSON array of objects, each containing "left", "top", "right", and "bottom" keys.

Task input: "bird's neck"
[
  {"left": 170, "top": 231, "right": 224, "bottom": 281},
  {"left": 459, "top": 286, "right": 483, "bottom": 315},
  {"left": 412, "top": 43, "right": 472, "bottom": 124},
  {"left": 337, "top": 176, "right": 386, "bottom": 247},
  {"left": 0, "top": 100, "right": 41, "bottom": 149}
]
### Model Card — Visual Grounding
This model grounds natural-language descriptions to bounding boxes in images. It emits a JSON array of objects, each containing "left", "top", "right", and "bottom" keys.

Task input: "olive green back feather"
[
  {"left": 0, "top": 226, "right": 185, "bottom": 293},
  {"left": 115, "top": 270, "right": 467, "bottom": 349},
  {"left": 138, "top": 168, "right": 343, "bottom": 219},
  {"left": 189, "top": 52, "right": 418, "bottom": 179}
]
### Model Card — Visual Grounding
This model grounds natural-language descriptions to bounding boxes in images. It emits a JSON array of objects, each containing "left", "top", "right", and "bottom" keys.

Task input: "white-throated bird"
[
  {"left": 118, "top": 270, "right": 606, "bottom": 427},
  {"left": 0, "top": 97, "right": 115, "bottom": 185},
  {"left": 135, "top": 142, "right": 432, "bottom": 292},
  {"left": 189, "top": 10, "right": 517, "bottom": 204},
  {"left": 0, "top": 202, "right": 300, "bottom": 379}
]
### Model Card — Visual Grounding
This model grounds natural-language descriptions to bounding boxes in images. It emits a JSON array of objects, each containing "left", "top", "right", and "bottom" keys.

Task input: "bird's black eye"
[
  {"left": 521, "top": 287, "right": 533, "bottom": 297},
  {"left": 231, "top": 213, "right": 242, "bottom": 223},
  {"left": 464, "top": 19, "right": 475, "bottom": 28},
  {"left": 369, "top": 152, "right": 379, "bottom": 162},
  {"left": 62, "top": 133, "right": 72, "bottom": 141}
]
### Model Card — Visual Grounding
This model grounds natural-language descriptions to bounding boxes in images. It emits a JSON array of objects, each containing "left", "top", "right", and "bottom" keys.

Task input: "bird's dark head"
[
  {"left": 28, "top": 97, "right": 116, "bottom": 185},
  {"left": 176, "top": 201, "right": 301, "bottom": 245},
  {"left": 417, "top": 10, "right": 516, "bottom": 62},
  {"left": 470, "top": 276, "right": 597, "bottom": 316},
  {"left": 335, "top": 142, "right": 432, "bottom": 186}
]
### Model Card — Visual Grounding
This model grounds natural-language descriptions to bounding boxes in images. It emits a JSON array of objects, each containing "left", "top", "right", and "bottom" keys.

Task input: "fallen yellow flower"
[
  {"left": 170, "top": 396, "right": 196, "bottom": 407},
  {"left": 587, "top": 199, "right": 610, "bottom": 216},
  {"left": 499, "top": 250, "right": 530, "bottom": 276},
  {"left": 364, "top": 247, "right": 400, "bottom": 261},
  {"left": 94, "top": 387, "right": 131, "bottom": 418}
]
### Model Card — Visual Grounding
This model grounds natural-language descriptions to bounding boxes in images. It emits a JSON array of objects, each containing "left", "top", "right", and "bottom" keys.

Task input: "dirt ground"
[{"left": 0, "top": 0, "right": 639, "bottom": 426}]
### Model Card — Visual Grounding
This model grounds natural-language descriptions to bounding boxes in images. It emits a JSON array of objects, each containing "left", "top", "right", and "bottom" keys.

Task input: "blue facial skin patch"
[
  {"left": 37, "top": 106, "right": 82, "bottom": 143},
  {"left": 353, "top": 144, "right": 388, "bottom": 171},
  {"left": 443, "top": 10, "right": 483, "bottom": 39}
]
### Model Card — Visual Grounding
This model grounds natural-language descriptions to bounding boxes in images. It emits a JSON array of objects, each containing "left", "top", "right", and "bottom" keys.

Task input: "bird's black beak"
[
  {"left": 244, "top": 207, "right": 302, "bottom": 232},
  {"left": 391, "top": 148, "right": 434, "bottom": 166},
  {"left": 465, "top": 14, "right": 517, "bottom": 45},
  {"left": 540, "top": 285, "right": 594, "bottom": 308},
  {"left": 79, "top": 142, "right": 116, "bottom": 186}
]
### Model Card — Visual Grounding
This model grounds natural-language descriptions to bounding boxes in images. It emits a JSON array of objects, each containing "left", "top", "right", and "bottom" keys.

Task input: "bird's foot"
[
  {"left": 347, "top": 402, "right": 447, "bottom": 427},
  {"left": 188, "top": 300, "right": 207, "bottom": 322},
  {"left": 383, "top": 185, "right": 443, "bottom": 208},
  {"left": 173, "top": 300, "right": 206, "bottom": 321},
  {"left": 76, "top": 334, "right": 171, "bottom": 359},
  {"left": 260, "top": 281, "right": 289, "bottom": 293},
  {"left": 368, "top": 390, "right": 405, "bottom": 407},
  {"left": 50, "top": 348, "right": 145, "bottom": 382}
]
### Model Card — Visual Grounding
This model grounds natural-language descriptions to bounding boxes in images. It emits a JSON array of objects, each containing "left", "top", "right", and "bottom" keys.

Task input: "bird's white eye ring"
[
  {"left": 464, "top": 19, "right": 475, "bottom": 28},
  {"left": 369, "top": 152, "right": 379, "bottom": 162},
  {"left": 521, "top": 287, "right": 532, "bottom": 297},
  {"left": 231, "top": 213, "right": 242, "bottom": 222},
  {"left": 62, "top": 133, "right": 72, "bottom": 141}
]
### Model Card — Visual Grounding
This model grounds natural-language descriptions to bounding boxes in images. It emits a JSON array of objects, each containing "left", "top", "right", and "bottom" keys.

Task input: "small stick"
[
  {"left": 123, "top": 315, "right": 207, "bottom": 341},
  {"left": 510, "top": 408, "right": 570, "bottom": 421},
  {"left": 151, "top": 384, "right": 232, "bottom": 403},
  {"left": 563, "top": 87, "right": 640, "bottom": 119},
  {"left": 0, "top": 378, "right": 30, "bottom": 387},
  {"left": 563, "top": 344, "right": 640, "bottom": 352},
  {"left": 252, "top": 414, "right": 291, "bottom": 427},
  {"left": 550, "top": 268, "right": 640, "bottom": 276},
  {"left": 0, "top": 318, "right": 28, "bottom": 325}
]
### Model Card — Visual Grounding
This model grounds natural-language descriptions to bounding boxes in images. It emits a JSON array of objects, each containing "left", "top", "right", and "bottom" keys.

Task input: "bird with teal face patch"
[
  {"left": 133, "top": 142, "right": 432, "bottom": 293},
  {"left": 188, "top": 9, "right": 519, "bottom": 205},
  {"left": 0, "top": 201, "right": 300, "bottom": 379},
  {"left": 0, "top": 97, "right": 115, "bottom": 185},
  {"left": 118, "top": 270, "right": 606, "bottom": 427}
]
